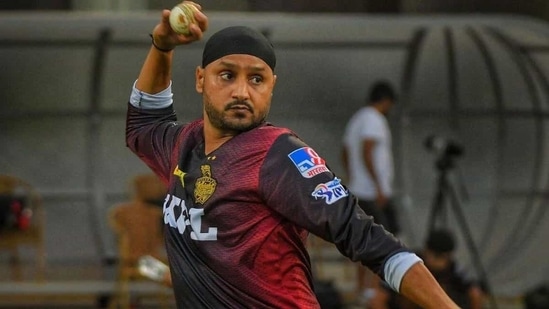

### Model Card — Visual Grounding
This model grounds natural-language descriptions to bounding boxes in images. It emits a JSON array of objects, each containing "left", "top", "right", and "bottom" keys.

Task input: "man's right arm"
[
  {"left": 125, "top": 3, "right": 208, "bottom": 181},
  {"left": 135, "top": 2, "right": 208, "bottom": 93}
]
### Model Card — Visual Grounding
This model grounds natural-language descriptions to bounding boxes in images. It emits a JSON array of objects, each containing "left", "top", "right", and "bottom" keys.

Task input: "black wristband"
[{"left": 149, "top": 34, "right": 174, "bottom": 52}]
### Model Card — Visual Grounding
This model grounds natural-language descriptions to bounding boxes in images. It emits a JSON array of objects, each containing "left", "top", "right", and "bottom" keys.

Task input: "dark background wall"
[{"left": 1, "top": 0, "right": 549, "bottom": 21}]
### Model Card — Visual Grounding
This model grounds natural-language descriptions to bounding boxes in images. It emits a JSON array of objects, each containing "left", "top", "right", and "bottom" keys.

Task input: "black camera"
[{"left": 424, "top": 135, "right": 464, "bottom": 158}]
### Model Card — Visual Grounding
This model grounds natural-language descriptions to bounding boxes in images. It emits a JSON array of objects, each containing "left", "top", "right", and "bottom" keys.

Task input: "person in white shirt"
[{"left": 342, "top": 80, "right": 400, "bottom": 304}]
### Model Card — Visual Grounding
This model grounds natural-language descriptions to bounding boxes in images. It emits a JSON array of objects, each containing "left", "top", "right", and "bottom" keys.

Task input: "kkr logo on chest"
[
  {"left": 194, "top": 165, "right": 216, "bottom": 204},
  {"left": 174, "top": 164, "right": 217, "bottom": 205}
]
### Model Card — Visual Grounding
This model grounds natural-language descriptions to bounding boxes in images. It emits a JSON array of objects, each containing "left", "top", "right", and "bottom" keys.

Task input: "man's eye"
[
  {"left": 250, "top": 76, "right": 263, "bottom": 84},
  {"left": 220, "top": 72, "right": 232, "bottom": 80}
]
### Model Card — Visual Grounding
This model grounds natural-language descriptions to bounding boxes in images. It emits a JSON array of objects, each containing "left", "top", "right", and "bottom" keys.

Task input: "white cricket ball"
[{"left": 169, "top": 3, "right": 198, "bottom": 36}]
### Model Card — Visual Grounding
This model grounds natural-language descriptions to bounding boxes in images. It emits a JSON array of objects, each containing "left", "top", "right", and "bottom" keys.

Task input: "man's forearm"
[
  {"left": 135, "top": 46, "right": 173, "bottom": 94},
  {"left": 135, "top": 6, "right": 207, "bottom": 94},
  {"left": 399, "top": 262, "right": 460, "bottom": 309}
]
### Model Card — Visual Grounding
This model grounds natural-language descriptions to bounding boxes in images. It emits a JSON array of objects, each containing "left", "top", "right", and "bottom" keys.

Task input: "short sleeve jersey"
[{"left": 126, "top": 104, "right": 406, "bottom": 308}]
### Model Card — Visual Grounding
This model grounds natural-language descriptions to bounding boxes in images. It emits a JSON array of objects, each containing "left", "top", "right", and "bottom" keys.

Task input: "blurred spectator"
[{"left": 342, "top": 80, "right": 400, "bottom": 302}]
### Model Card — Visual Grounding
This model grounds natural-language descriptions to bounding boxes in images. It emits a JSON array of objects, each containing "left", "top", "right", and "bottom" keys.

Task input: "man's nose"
[{"left": 232, "top": 78, "right": 250, "bottom": 101}]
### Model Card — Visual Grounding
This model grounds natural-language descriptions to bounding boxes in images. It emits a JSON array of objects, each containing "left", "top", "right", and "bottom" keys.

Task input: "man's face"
[
  {"left": 195, "top": 54, "right": 277, "bottom": 134},
  {"left": 380, "top": 98, "right": 395, "bottom": 116}
]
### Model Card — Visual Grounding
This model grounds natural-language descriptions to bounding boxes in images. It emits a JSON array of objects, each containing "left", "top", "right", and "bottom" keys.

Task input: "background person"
[{"left": 341, "top": 80, "right": 400, "bottom": 303}]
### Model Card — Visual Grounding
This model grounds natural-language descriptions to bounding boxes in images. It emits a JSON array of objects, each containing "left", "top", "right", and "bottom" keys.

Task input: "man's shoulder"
[
  {"left": 255, "top": 123, "right": 294, "bottom": 138},
  {"left": 181, "top": 119, "right": 204, "bottom": 134},
  {"left": 245, "top": 123, "right": 303, "bottom": 150},
  {"left": 363, "top": 106, "right": 383, "bottom": 118},
  {"left": 175, "top": 119, "right": 204, "bottom": 148},
  {"left": 349, "top": 106, "right": 377, "bottom": 122}
]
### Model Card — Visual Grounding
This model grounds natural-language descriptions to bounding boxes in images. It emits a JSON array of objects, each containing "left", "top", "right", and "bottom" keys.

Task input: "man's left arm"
[
  {"left": 398, "top": 262, "right": 460, "bottom": 309},
  {"left": 260, "top": 134, "right": 460, "bottom": 309}
]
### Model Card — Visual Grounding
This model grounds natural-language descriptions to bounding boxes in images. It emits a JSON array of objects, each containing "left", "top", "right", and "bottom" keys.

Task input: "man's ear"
[
  {"left": 271, "top": 74, "right": 277, "bottom": 96},
  {"left": 195, "top": 66, "right": 204, "bottom": 93}
]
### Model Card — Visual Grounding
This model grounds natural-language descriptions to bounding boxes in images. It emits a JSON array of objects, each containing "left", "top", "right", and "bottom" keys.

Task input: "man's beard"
[{"left": 204, "top": 99, "right": 266, "bottom": 133}]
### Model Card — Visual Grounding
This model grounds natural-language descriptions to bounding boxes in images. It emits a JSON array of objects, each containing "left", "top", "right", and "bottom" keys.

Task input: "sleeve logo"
[
  {"left": 311, "top": 177, "right": 348, "bottom": 204},
  {"left": 288, "top": 147, "right": 329, "bottom": 178}
]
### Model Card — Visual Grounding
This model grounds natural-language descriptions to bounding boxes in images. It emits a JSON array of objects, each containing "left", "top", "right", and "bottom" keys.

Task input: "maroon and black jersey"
[{"left": 126, "top": 103, "right": 407, "bottom": 308}]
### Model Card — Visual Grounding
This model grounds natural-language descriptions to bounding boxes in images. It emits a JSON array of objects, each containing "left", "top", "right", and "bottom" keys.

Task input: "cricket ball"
[{"left": 169, "top": 3, "right": 198, "bottom": 36}]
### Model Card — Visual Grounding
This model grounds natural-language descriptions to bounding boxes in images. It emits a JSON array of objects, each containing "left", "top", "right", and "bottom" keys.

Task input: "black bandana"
[{"left": 202, "top": 26, "right": 276, "bottom": 71}]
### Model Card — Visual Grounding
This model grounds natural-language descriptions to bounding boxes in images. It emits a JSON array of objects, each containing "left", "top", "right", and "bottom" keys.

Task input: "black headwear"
[
  {"left": 426, "top": 229, "right": 456, "bottom": 254},
  {"left": 369, "top": 80, "right": 397, "bottom": 104},
  {"left": 202, "top": 26, "right": 276, "bottom": 71}
]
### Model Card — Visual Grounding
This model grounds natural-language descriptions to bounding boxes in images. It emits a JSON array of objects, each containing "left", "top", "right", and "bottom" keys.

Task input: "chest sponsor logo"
[
  {"left": 163, "top": 194, "right": 218, "bottom": 241},
  {"left": 311, "top": 177, "right": 348, "bottom": 204},
  {"left": 288, "top": 147, "right": 328, "bottom": 178}
]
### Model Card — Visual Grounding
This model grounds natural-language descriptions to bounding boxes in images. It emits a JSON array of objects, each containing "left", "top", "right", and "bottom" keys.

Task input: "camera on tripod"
[{"left": 424, "top": 135, "right": 464, "bottom": 159}]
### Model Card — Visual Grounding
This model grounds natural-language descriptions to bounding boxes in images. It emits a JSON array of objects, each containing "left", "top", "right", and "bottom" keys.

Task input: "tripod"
[{"left": 427, "top": 154, "right": 499, "bottom": 309}]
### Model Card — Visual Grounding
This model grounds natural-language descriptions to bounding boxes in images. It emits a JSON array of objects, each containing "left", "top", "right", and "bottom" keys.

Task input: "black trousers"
[{"left": 357, "top": 198, "right": 400, "bottom": 235}]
